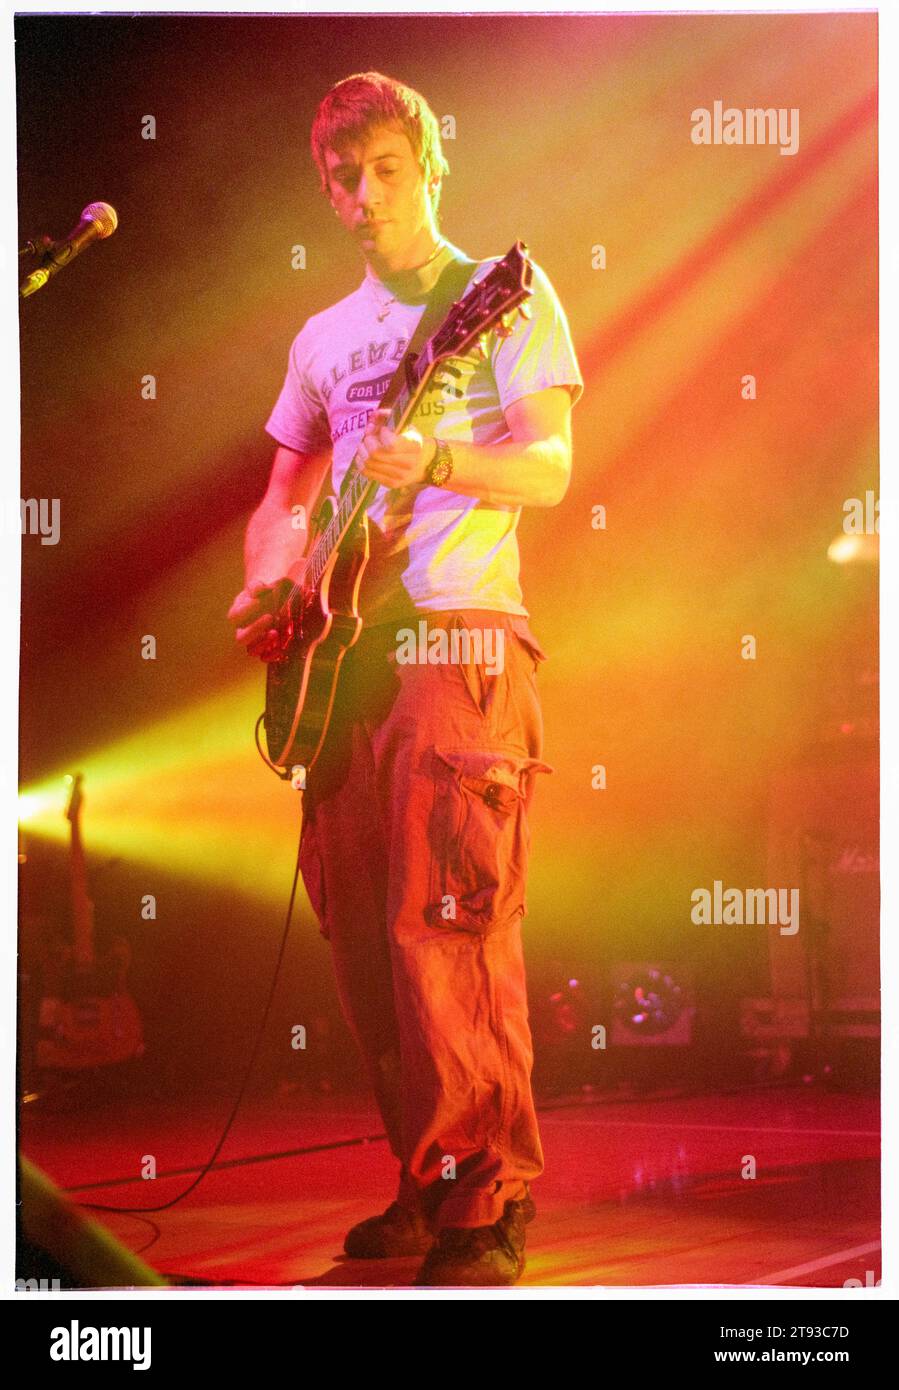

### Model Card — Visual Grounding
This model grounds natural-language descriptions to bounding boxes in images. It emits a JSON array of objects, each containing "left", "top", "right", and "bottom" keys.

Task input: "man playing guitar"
[{"left": 228, "top": 70, "right": 583, "bottom": 1286}]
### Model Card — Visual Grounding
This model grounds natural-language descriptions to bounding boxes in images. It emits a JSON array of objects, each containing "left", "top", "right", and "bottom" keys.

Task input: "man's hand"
[
  {"left": 358, "top": 407, "right": 436, "bottom": 489},
  {"left": 228, "top": 570, "right": 303, "bottom": 660}
]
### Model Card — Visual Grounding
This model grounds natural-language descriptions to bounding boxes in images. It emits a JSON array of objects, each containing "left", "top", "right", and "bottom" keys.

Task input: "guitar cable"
[
  {"left": 79, "top": 793, "right": 306, "bottom": 1216},
  {"left": 254, "top": 711, "right": 294, "bottom": 781}
]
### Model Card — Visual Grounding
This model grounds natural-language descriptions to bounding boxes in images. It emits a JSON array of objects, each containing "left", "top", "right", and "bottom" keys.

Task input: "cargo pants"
[{"left": 297, "top": 609, "right": 552, "bottom": 1229}]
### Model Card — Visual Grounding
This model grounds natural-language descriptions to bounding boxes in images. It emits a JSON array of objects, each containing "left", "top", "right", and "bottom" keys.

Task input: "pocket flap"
[{"left": 433, "top": 747, "right": 554, "bottom": 792}]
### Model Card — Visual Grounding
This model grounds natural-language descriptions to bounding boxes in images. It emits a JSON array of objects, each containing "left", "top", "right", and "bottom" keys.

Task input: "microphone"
[{"left": 19, "top": 202, "right": 118, "bottom": 298}]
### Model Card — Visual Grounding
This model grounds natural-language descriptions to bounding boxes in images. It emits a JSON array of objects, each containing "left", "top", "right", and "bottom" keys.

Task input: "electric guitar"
[
  {"left": 262, "top": 239, "right": 535, "bottom": 779},
  {"left": 36, "top": 774, "right": 144, "bottom": 1070}
]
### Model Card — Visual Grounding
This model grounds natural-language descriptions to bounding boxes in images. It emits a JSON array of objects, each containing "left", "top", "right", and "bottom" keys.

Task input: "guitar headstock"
[{"left": 430, "top": 240, "right": 534, "bottom": 365}]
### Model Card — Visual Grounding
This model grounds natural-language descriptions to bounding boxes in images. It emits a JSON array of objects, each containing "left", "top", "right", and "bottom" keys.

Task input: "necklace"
[
  {"left": 367, "top": 277, "right": 396, "bottom": 323},
  {"left": 366, "top": 238, "right": 448, "bottom": 321}
]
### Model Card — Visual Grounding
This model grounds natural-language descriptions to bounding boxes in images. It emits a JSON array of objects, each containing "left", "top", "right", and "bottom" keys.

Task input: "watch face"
[{"left": 428, "top": 444, "right": 452, "bottom": 486}]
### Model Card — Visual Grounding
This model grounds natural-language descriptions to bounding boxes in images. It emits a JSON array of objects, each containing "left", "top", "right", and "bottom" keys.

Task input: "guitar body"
[
  {"left": 265, "top": 509, "right": 370, "bottom": 771},
  {"left": 37, "top": 945, "right": 144, "bottom": 1071}
]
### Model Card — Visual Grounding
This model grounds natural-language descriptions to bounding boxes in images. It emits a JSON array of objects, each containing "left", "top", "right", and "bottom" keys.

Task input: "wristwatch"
[{"left": 425, "top": 438, "right": 454, "bottom": 488}]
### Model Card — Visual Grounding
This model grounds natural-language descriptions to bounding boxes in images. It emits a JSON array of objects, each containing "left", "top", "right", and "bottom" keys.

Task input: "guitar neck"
[
  {"left": 304, "top": 338, "right": 438, "bottom": 592},
  {"left": 69, "top": 821, "right": 95, "bottom": 968}
]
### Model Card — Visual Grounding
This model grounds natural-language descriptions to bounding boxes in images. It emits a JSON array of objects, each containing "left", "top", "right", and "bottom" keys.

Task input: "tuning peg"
[
  {"left": 494, "top": 317, "right": 514, "bottom": 340},
  {"left": 518, "top": 302, "right": 532, "bottom": 321},
  {"left": 476, "top": 334, "right": 490, "bottom": 358}
]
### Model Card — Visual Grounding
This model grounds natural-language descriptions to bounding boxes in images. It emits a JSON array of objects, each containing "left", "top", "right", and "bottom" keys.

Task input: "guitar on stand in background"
[{"left": 34, "top": 774, "right": 144, "bottom": 1077}]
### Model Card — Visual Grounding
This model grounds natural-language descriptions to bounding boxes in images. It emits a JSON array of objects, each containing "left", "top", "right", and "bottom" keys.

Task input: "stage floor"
[{"left": 21, "top": 1086, "right": 880, "bottom": 1289}]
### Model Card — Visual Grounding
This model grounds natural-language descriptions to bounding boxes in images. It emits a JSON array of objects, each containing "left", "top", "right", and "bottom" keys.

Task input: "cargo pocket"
[
  {"left": 426, "top": 746, "right": 553, "bottom": 934},
  {"left": 299, "top": 806, "right": 330, "bottom": 941},
  {"left": 509, "top": 620, "right": 548, "bottom": 677}
]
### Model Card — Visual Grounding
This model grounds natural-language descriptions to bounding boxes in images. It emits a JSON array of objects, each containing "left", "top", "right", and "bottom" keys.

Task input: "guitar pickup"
[{"left": 430, "top": 363, "right": 465, "bottom": 399}]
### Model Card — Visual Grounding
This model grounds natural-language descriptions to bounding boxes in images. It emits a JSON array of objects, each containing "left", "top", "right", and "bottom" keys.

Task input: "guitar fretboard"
[{"left": 304, "top": 339, "right": 434, "bottom": 591}]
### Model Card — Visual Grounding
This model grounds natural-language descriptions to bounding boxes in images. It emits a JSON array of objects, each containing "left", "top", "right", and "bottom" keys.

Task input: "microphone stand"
[{"left": 19, "top": 234, "right": 54, "bottom": 259}]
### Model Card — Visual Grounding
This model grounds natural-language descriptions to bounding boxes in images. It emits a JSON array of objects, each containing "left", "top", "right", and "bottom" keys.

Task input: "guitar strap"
[{"left": 373, "top": 250, "right": 482, "bottom": 420}]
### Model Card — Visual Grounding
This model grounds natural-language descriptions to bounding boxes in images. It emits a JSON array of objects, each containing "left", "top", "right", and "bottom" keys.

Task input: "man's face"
[{"left": 324, "top": 122, "right": 438, "bottom": 262}]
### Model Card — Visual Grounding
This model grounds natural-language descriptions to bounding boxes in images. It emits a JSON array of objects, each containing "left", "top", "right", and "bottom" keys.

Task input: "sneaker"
[
  {"left": 413, "top": 1192, "right": 536, "bottom": 1287},
  {"left": 343, "top": 1201, "right": 436, "bottom": 1259}
]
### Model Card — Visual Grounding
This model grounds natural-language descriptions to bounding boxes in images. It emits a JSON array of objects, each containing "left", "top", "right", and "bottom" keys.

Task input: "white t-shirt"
[{"left": 265, "top": 239, "right": 583, "bottom": 624}]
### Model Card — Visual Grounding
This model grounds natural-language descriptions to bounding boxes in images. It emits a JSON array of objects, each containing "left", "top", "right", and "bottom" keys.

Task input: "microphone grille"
[{"left": 82, "top": 202, "right": 118, "bottom": 238}]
